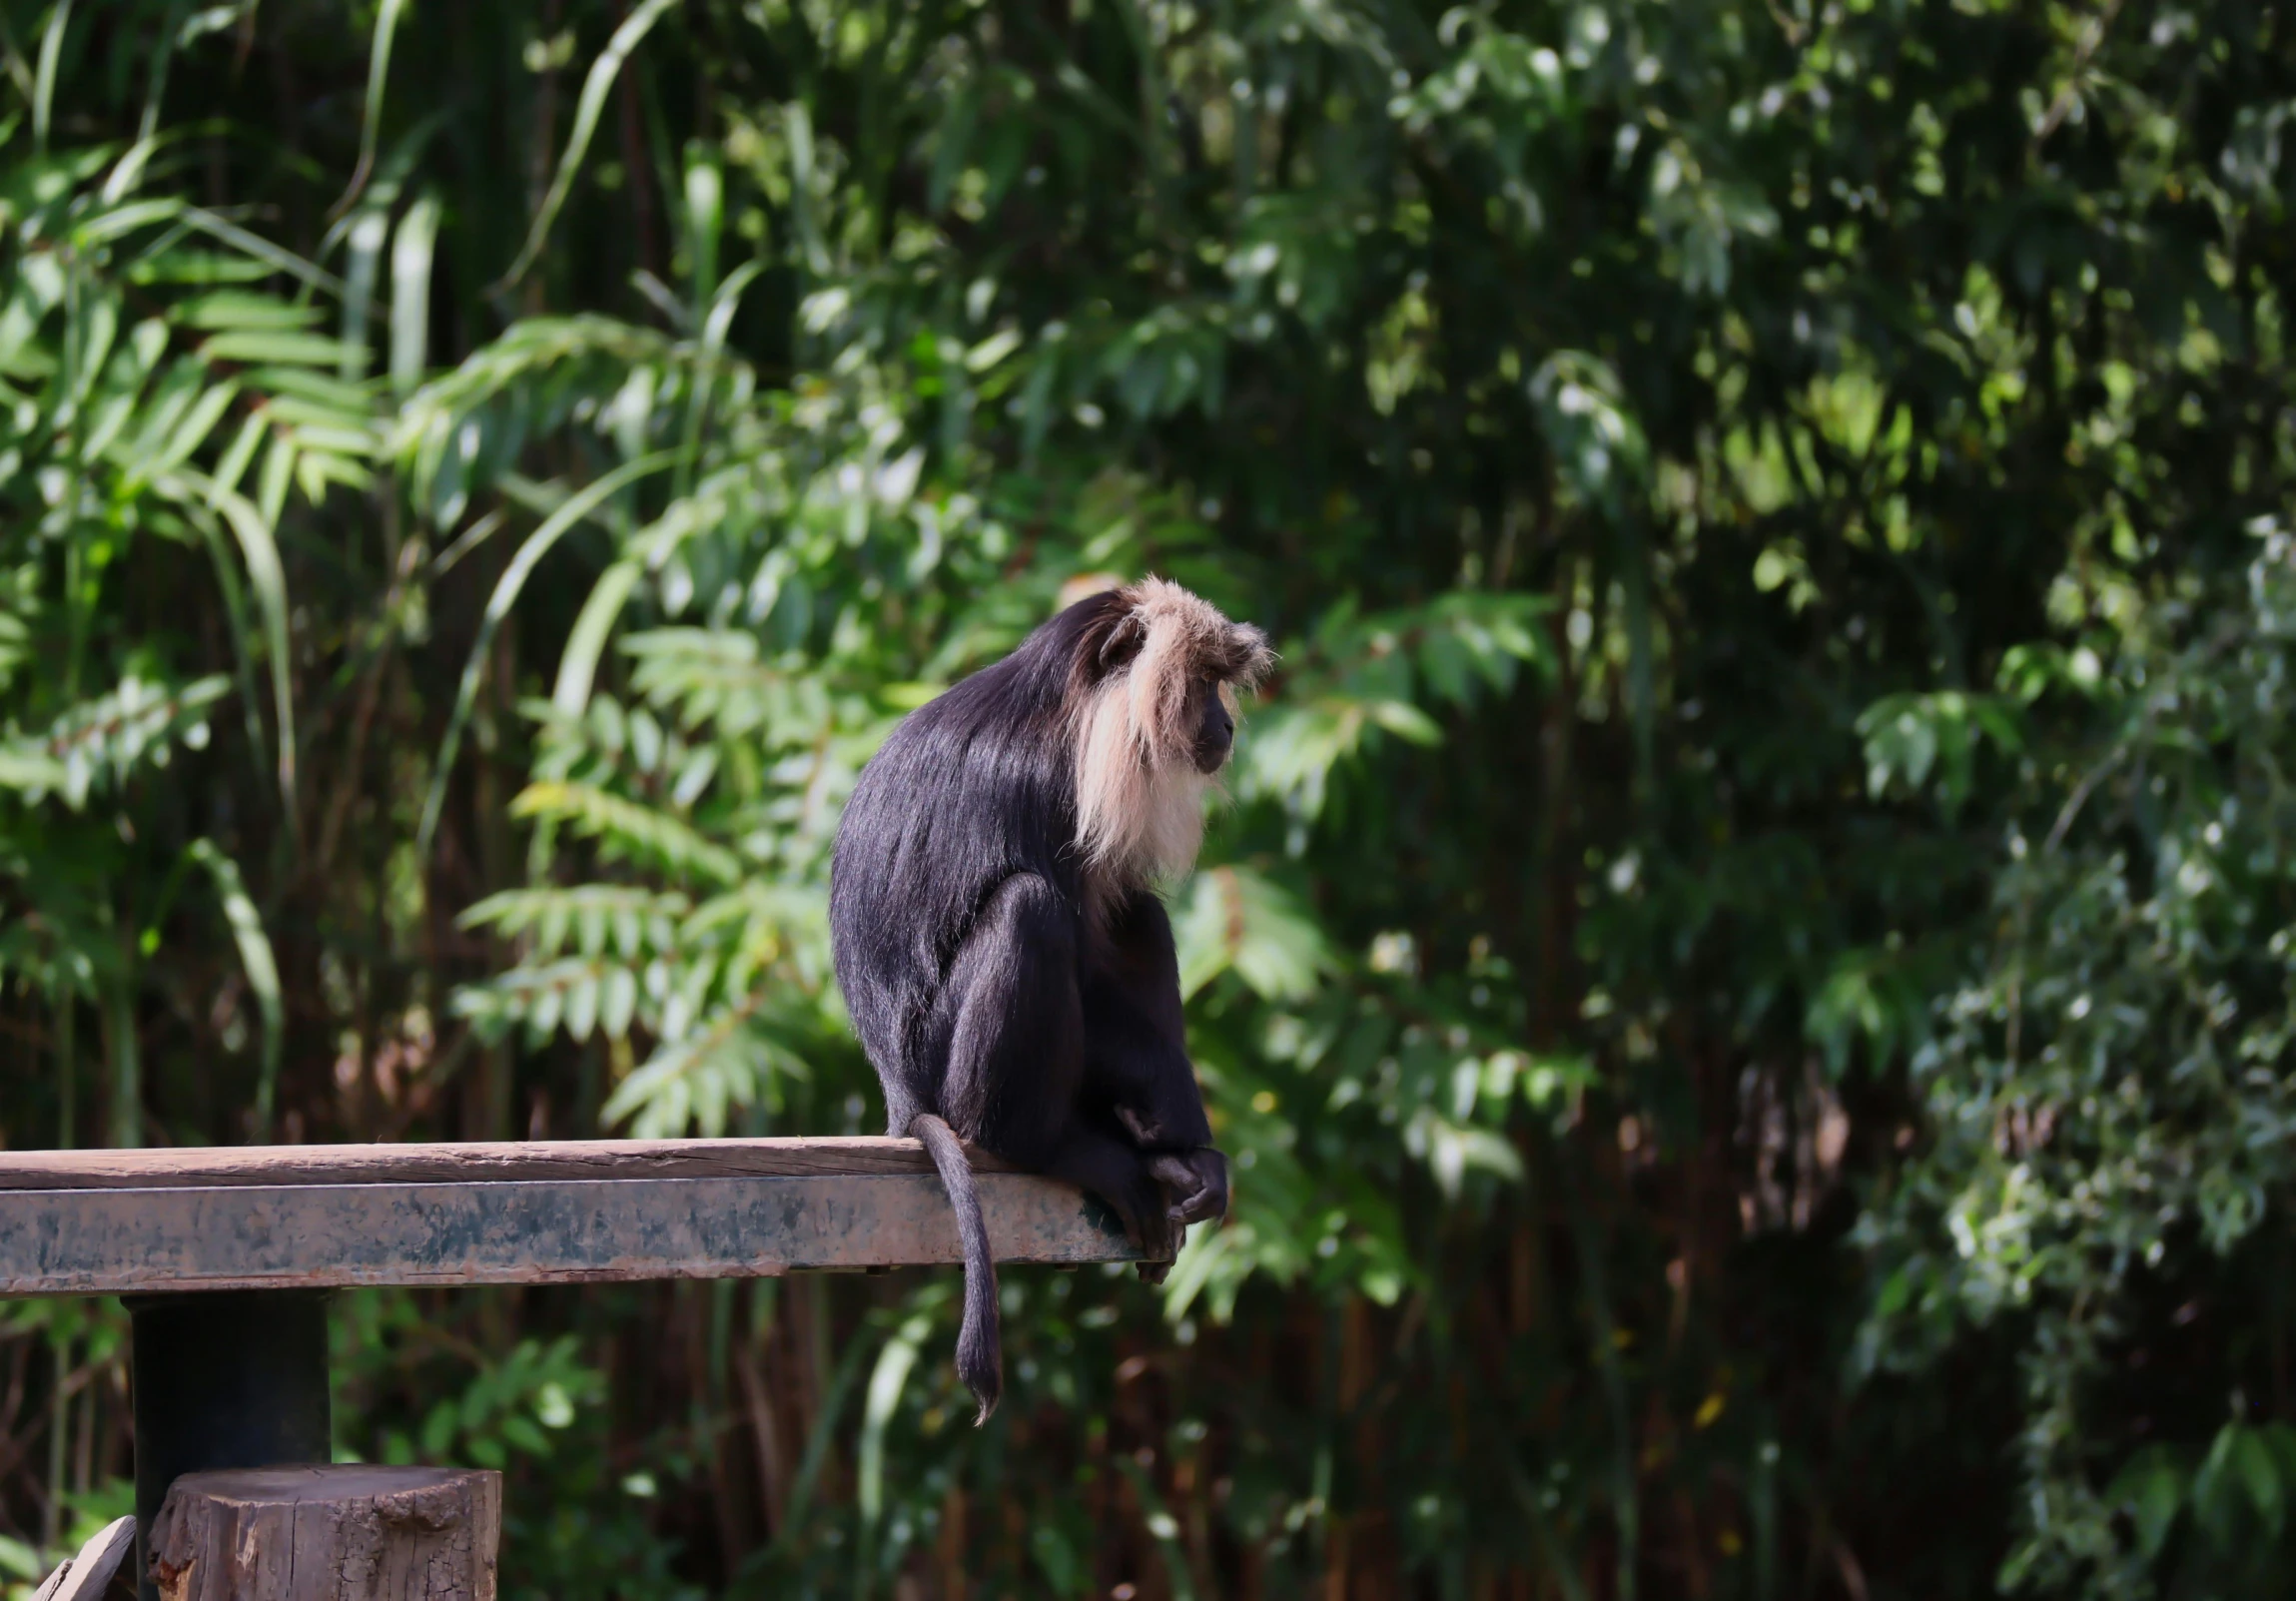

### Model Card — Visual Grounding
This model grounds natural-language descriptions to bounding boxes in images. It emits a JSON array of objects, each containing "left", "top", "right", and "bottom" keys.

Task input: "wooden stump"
[{"left": 149, "top": 1466, "right": 499, "bottom": 1601}]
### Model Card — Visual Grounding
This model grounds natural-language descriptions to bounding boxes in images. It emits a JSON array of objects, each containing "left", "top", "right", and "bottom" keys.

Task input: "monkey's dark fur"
[{"left": 830, "top": 579, "right": 1270, "bottom": 1422}]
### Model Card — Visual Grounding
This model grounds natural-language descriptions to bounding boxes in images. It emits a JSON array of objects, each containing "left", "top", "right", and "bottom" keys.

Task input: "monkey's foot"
[
  {"left": 1148, "top": 1148, "right": 1229, "bottom": 1228},
  {"left": 1047, "top": 1132, "right": 1181, "bottom": 1266},
  {"left": 1116, "top": 1186, "right": 1179, "bottom": 1269},
  {"left": 1134, "top": 1152, "right": 1224, "bottom": 1283}
]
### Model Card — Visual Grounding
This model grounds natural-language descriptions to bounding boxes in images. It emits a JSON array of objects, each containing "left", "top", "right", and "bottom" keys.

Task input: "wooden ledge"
[
  {"left": 0, "top": 1137, "right": 1142, "bottom": 1299},
  {"left": 0, "top": 1135, "right": 1015, "bottom": 1191}
]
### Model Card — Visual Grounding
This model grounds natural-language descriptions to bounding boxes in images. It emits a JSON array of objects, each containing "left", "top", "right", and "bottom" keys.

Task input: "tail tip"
[
  {"left": 963, "top": 1366, "right": 1001, "bottom": 1426},
  {"left": 960, "top": 1349, "right": 1002, "bottom": 1426}
]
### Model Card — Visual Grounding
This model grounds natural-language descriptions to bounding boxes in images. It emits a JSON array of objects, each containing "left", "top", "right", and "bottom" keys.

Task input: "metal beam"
[{"left": 125, "top": 1293, "right": 331, "bottom": 1601}]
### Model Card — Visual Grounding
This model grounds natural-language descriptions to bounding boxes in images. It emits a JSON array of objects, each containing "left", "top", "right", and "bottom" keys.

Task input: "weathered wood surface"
[
  {"left": 30, "top": 1516, "right": 136, "bottom": 1601},
  {"left": 151, "top": 1467, "right": 498, "bottom": 1601},
  {"left": 0, "top": 1135, "right": 1008, "bottom": 1190},
  {"left": 0, "top": 1138, "right": 1144, "bottom": 1298}
]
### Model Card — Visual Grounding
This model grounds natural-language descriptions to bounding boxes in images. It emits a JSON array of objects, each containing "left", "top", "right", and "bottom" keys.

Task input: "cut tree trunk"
[{"left": 148, "top": 1466, "right": 499, "bottom": 1601}]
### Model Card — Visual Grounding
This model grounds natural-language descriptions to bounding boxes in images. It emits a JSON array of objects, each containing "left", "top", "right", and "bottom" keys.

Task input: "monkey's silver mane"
[{"left": 1070, "top": 577, "right": 1274, "bottom": 889}]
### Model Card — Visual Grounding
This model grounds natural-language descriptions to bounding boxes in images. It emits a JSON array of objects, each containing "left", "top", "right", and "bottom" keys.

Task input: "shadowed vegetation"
[{"left": 3, "top": 1, "right": 2296, "bottom": 1597}]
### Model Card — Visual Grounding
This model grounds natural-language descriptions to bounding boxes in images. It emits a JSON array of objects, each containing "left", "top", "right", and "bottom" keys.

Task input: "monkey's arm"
[
  {"left": 937, "top": 874, "right": 1187, "bottom": 1257},
  {"left": 1081, "top": 890, "right": 1215, "bottom": 1152},
  {"left": 1080, "top": 892, "right": 1228, "bottom": 1232}
]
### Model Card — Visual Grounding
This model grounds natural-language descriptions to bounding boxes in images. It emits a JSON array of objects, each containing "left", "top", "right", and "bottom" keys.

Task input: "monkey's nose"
[{"left": 1195, "top": 706, "right": 1233, "bottom": 772}]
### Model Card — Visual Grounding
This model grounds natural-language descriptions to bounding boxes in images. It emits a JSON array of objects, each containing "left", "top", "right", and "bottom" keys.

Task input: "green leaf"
[
  {"left": 201, "top": 330, "right": 358, "bottom": 368},
  {"left": 497, "top": 0, "right": 679, "bottom": 289},
  {"left": 2110, "top": 1445, "right": 2187, "bottom": 1560},
  {"left": 32, "top": 0, "right": 72, "bottom": 152},
  {"left": 175, "top": 208, "right": 353, "bottom": 302},
  {"left": 148, "top": 380, "right": 238, "bottom": 476},
  {"left": 6, "top": 675, "right": 229, "bottom": 808},
  {"left": 1172, "top": 865, "right": 1334, "bottom": 1002},
  {"left": 857, "top": 1314, "right": 930, "bottom": 1537},
  {"left": 186, "top": 840, "right": 284, "bottom": 1135},
  {"left": 334, "top": 0, "right": 410, "bottom": 217},
  {"left": 600, "top": 965, "right": 638, "bottom": 1039},
  {"left": 2237, "top": 1426, "right": 2284, "bottom": 1539},
  {"left": 417, "top": 451, "right": 675, "bottom": 858},
  {"left": 181, "top": 295, "right": 325, "bottom": 332},
  {"left": 390, "top": 193, "right": 438, "bottom": 400},
  {"left": 553, "top": 559, "right": 642, "bottom": 719},
  {"left": 509, "top": 781, "right": 741, "bottom": 885},
  {"left": 175, "top": 474, "right": 298, "bottom": 806},
  {"left": 0, "top": 748, "right": 69, "bottom": 794}
]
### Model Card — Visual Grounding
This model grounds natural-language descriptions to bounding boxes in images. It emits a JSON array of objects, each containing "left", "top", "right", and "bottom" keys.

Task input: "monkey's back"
[{"left": 829, "top": 595, "right": 1120, "bottom": 1112}]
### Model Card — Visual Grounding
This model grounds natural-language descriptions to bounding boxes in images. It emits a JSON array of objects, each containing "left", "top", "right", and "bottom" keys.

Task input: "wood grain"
[
  {"left": 0, "top": 1136, "right": 1013, "bottom": 1191},
  {"left": 0, "top": 1169, "right": 1144, "bottom": 1297},
  {"left": 30, "top": 1516, "right": 136, "bottom": 1601},
  {"left": 151, "top": 1467, "right": 498, "bottom": 1601}
]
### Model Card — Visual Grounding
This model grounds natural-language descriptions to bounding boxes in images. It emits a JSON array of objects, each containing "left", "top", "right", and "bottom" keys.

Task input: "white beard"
[{"left": 1072, "top": 672, "right": 1212, "bottom": 890}]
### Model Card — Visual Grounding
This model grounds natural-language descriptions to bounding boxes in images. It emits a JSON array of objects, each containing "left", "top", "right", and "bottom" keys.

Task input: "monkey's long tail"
[{"left": 908, "top": 1113, "right": 1002, "bottom": 1424}]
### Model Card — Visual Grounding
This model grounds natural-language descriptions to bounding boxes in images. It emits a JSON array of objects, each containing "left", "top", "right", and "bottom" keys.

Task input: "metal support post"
[{"left": 124, "top": 1291, "right": 331, "bottom": 1601}]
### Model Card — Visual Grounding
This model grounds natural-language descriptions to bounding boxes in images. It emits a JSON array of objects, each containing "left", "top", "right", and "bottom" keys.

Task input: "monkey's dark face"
[{"left": 1190, "top": 680, "right": 1234, "bottom": 774}]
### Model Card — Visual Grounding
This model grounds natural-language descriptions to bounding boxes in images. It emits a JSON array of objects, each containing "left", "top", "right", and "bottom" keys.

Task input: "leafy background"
[{"left": 0, "top": 0, "right": 2292, "bottom": 1597}]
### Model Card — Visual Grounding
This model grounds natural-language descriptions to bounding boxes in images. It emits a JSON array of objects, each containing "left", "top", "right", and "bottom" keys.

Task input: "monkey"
[{"left": 829, "top": 576, "right": 1273, "bottom": 1423}]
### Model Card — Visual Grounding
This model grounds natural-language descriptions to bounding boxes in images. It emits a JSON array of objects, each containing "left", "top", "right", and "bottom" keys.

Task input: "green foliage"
[
  {"left": 4, "top": 0, "right": 2295, "bottom": 1597},
  {"left": 1860, "top": 528, "right": 2296, "bottom": 1596}
]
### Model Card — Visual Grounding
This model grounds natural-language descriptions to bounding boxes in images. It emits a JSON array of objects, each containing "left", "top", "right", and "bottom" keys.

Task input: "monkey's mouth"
[{"left": 1191, "top": 743, "right": 1230, "bottom": 775}]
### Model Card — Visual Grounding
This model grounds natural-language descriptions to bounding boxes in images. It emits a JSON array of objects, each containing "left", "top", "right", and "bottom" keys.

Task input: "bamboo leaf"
[
  {"left": 417, "top": 452, "right": 675, "bottom": 859},
  {"left": 553, "top": 559, "right": 642, "bottom": 718},
  {"left": 256, "top": 427, "right": 295, "bottom": 532},
  {"left": 340, "top": 208, "right": 387, "bottom": 378},
  {"left": 150, "top": 380, "right": 237, "bottom": 475},
  {"left": 32, "top": 0, "right": 71, "bottom": 153},
  {"left": 390, "top": 193, "right": 438, "bottom": 400},
  {"left": 201, "top": 330, "right": 358, "bottom": 368},
  {"left": 100, "top": 134, "right": 159, "bottom": 203},
  {"left": 182, "top": 497, "right": 272, "bottom": 776},
  {"left": 497, "top": 0, "right": 680, "bottom": 290},
  {"left": 174, "top": 473, "right": 298, "bottom": 807},
  {"left": 183, "top": 295, "right": 325, "bottom": 332},
  {"left": 564, "top": 971, "right": 599, "bottom": 1043},
  {"left": 332, "top": 0, "right": 409, "bottom": 219},
  {"left": 176, "top": 208, "right": 357, "bottom": 304},
  {"left": 72, "top": 196, "right": 185, "bottom": 247},
  {"left": 210, "top": 412, "right": 266, "bottom": 501},
  {"left": 856, "top": 1313, "right": 932, "bottom": 1577},
  {"left": 186, "top": 840, "right": 284, "bottom": 1138}
]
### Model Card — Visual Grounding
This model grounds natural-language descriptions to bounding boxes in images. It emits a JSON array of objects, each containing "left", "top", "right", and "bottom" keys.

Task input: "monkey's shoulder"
[{"left": 851, "top": 679, "right": 1070, "bottom": 812}]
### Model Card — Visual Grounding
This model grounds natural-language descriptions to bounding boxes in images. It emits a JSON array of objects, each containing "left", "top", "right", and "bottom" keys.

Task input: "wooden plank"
[
  {"left": 0, "top": 1170, "right": 1142, "bottom": 1298},
  {"left": 0, "top": 1136, "right": 1011, "bottom": 1191},
  {"left": 31, "top": 1516, "right": 137, "bottom": 1601}
]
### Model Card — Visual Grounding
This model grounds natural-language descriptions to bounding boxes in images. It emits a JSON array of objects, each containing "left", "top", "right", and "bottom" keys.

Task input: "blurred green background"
[{"left": 1, "top": 0, "right": 2294, "bottom": 1596}]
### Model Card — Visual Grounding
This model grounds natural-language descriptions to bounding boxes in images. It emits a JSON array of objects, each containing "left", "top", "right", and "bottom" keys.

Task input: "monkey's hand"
[
  {"left": 1148, "top": 1148, "right": 1229, "bottom": 1227},
  {"left": 1134, "top": 1149, "right": 1226, "bottom": 1285}
]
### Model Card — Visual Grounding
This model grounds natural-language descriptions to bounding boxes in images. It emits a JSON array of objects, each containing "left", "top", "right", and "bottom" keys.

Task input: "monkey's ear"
[{"left": 1098, "top": 610, "right": 1148, "bottom": 671}]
